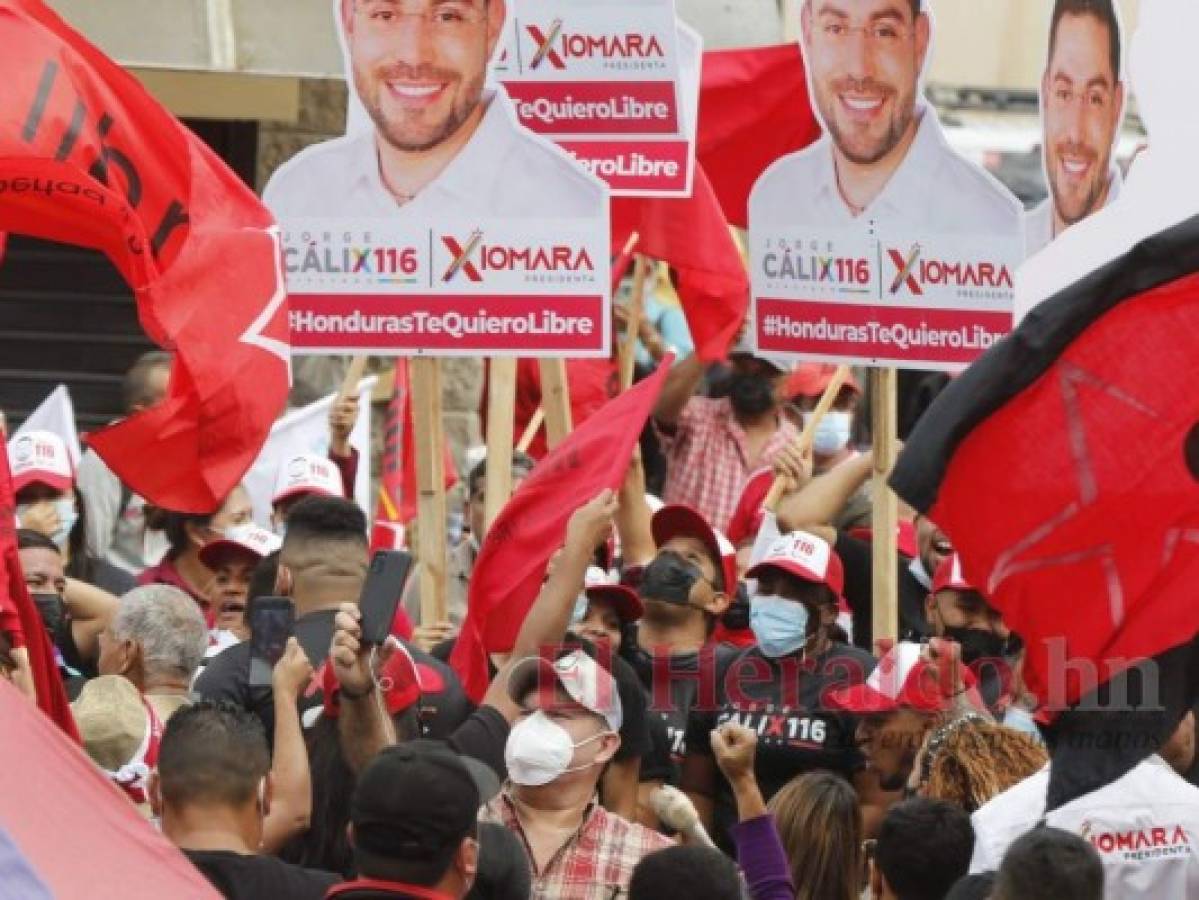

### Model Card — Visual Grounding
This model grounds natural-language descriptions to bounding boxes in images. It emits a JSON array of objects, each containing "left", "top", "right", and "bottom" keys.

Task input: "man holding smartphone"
[{"left": 196, "top": 495, "right": 469, "bottom": 741}]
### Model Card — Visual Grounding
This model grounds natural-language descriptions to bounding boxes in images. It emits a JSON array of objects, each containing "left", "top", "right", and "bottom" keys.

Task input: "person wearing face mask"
[
  {"left": 152, "top": 700, "right": 342, "bottom": 900},
  {"left": 8, "top": 430, "right": 135, "bottom": 598},
  {"left": 138, "top": 485, "right": 255, "bottom": 626},
  {"left": 482, "top": 648, "right": 672, "bottom": 899},
  {"left": 682, "top": 531, "right": 879, "bottom": 850},
  {"left": 925, "top": 554, "right": 1023, "bottom": 717},
  {"left": 627, "top": 504, "right": 742, "bottom": 805},
  {"left": 653, "top": 336, "right": 799, "bottom": 533},
  {"left": 777, "top": 450, "right": 954, "bottom": 645},
  {"left": 17, "top": 528, "right": 117, "bottom": 688}
]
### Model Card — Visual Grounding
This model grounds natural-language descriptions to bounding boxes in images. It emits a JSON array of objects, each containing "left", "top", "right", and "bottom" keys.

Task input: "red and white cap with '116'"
[
  {"left": 8, "top": 430, "right": 73, "bottom": 494},
  {"left": 273, "top": 453, "right": 344, "bottom": 504}
]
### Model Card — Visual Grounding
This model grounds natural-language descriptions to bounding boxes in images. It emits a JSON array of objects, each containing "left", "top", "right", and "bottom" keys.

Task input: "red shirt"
[{"left": 136, "top": 556, "right": 213, "bottom": 628}]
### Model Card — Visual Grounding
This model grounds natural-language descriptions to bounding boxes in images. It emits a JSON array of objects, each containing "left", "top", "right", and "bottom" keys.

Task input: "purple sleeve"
[{"left": 730, "top": 815, "right": 796, "bottom": 900}]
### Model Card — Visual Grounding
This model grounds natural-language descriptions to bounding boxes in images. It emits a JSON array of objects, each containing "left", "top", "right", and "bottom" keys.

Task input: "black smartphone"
[
  {"left": 249, "top": 597, "right": 295, "bottom": 687},
  {"left": 360, "top": 550, "right": 413, "bottom": 645}
]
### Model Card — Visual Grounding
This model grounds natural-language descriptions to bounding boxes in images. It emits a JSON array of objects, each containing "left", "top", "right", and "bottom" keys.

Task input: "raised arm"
[
  {"left": 262, "top": 637, "right": 315, "bottom": 854},
  {"left": 652, "top": 353, "right": 705, "bottom": 429},
  {"left": 331, "top": 604, "right": 397, "bottom": 773},
  {"left": 775, "top": 451, "right": 874, "bottom": 533}
]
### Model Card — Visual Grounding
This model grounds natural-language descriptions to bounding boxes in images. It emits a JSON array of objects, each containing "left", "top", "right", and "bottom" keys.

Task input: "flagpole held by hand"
[
  {"left": 763, "top": 365, "right": 851, "bottom": 512},
  {"left": 338, "top": 356, "right": 369, "bottom": 403},
  {"left": 516, "top": 408, "right": 545, "bottom": 455}
]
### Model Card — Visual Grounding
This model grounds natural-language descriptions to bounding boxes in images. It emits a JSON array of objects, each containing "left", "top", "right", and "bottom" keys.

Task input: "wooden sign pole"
[
  {"left": 539, "top": 358, "right": 573, "bottom": 450},
  {"left": 516, "top": 408, "right": 545, "bottom": 455},
  {"left": 870, "top": 367, "right": 899, "bottom": 646},
  {"left": 410, "top": 357, "right": 448, "bottom": 625},
  {"left": 484, "top": 358, "right": 517, "bottom": 533},
  {"left": 337, "top": 355, "right": 369, "bottom": 402},
  {"left": 763, "top": 365, "right": 851, "bottom": 511}
]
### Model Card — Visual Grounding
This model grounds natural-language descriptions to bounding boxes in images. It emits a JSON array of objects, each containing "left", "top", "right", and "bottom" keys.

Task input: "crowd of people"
[{"left": 4, "top": 329, "right": 1197, "bottom": 900}]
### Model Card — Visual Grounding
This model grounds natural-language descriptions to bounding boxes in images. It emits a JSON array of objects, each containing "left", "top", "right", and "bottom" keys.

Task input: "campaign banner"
[
  {"left": 497, "top": 0, "right": 699, "bottom": 197},
  {"left": 747, "top": 0, "right": 1025, "bottom": 370},
  {"left": 752, "top": 229, "right": 1022, "bottom": 370},
  {"left": 283, "top": 217, "right": 609, "bottom": 356},
  {"left": 265, "top": 0, "right": 612, "bottom": 357}
]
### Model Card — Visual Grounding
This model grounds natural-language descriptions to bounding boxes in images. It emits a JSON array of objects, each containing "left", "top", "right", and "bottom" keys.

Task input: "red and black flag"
[{"left": 890, "top": 216, "right": 1199, "bottom": 809}]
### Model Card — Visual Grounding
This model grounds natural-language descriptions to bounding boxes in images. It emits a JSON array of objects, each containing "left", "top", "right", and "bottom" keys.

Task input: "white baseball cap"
[
  {"left": 8, "top": 430, "right": 73, "bottom": 494},
  {"left": 507, "top": 649, "right": 623, "bottom": 732},
  {"left": 272, "top": 453, "right": 344, "bottom": 505},
  {"left": 199, "top": 524, "right": 282, "bottom": 568}
]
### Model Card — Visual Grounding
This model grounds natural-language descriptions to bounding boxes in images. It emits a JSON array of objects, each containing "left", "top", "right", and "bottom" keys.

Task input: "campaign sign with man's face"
[
  {"left": 265, "top": 0, "right": 611, "bottom": 357},
  {"left": 747, "top": 0, "right": 1025, "bottom": 371},
  {"left": 1028, "top": 0, "right": 1126, "bottom": 257}
]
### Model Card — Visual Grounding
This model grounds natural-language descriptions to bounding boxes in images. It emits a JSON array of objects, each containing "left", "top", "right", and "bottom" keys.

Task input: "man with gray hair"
[{"left": 98, "top": 584, "right": 207, "bottom": 722}]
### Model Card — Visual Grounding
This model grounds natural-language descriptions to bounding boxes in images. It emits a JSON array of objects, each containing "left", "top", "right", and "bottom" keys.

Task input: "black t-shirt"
[
  {"left": 685, "top": 642, "right": 876, "bottom": 848},
  {"left": 184, "top": 849, "right": 340, "bottom": 900},
  {"left": 835, "top": 532, "right": 930, "bottom": 647},
  {"left": 194, "top": 609, "right": 471, "bottom": 742},
  {"left": 632, "top": 644, "right": 742, "bottom": 785}
]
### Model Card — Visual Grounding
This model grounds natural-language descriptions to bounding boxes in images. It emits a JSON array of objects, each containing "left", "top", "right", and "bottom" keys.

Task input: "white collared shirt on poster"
[
  {"left": 970, "top": 756, "right": 1199, "bottom": 898},
  {"left": 1024, "top": 166, "right": 1125, "bottom": 258},
  {"left": 263, "top": 90, "right": 605, "bottom": 220},
  {"left": 750, "top": 103, "right": 1024, "bottom": 236}
]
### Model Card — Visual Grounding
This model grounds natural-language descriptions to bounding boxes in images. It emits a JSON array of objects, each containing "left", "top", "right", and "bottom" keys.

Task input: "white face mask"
[
  {"left": 505, "top": 711, "right": 609, "bottom": 786},
  {"left": 804, "top": 411, "right": 852, "bottom": 457}
]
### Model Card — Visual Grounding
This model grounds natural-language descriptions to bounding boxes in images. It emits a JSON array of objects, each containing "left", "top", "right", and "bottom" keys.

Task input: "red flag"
[
  {"left": 891, "top": 216, "right": 1199, "bottom": 716},
  {"left": 451, "top": 356, "right": 674, "bottom": 702},
  {"left": 1, "top": 0, "right": 289, "bottom": 513},
  {"left": 0, "top": 433, "right": 79, "bottom": 742},
  {"left": 697, "top": 44, "right": 821, "bottom": 228},
  {"left": 371, "top": 360, "right": 458, "bottom": 551},
  {"left": 611, "top": 166, "right": 747, "bottom": 363}
]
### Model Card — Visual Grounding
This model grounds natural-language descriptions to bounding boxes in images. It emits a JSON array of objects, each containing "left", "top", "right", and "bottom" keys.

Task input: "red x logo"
[
  {"left": 441, "top": 233, "right": 483, "bottom": 283},
  {"left": 888, "top": 247, "right": 923, "bottom": 295},
  {"left": 526, "top": 24, "right": 565, "bottom": 69}
]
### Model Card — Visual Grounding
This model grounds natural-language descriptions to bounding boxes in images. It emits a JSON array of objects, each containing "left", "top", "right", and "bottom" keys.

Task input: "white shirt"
[
  {"left": 971, "top": 756, "right": 1199, "bottom": 898},
  {"left": 1024, "top": 166, "right": 1125, "bottom": 258},
  {"left": 751, "top": 104, "right": 1023, "bottom": 236},
  {"left": 263, "top": 91, "right": 606, "bottom": 221}
]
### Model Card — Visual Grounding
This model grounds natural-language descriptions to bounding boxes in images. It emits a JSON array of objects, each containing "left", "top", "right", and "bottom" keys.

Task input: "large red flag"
[
  {"left": 890, "top": 216, "right": 1199, "bottom": 806},
  {"left": 698, "top": 44, "right": 821, "bottom": 228},
  {"left": 0, "top": 0, "right": 289, "bottom": 513},
  {"left": 0, "top": 431, "right": 79, "bottom": 742},
  {"left": 451, "top": 357, "right": 673, "bottom": 702},
  {"left": 611, "top": 166, "right": 747, "bottom": 363}
]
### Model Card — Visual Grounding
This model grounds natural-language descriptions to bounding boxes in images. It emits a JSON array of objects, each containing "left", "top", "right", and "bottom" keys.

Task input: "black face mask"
[
  {"left": 729, "top": 373, "right": 776, "bottom": 417},
  {"left": 640, "top": 551, "right": 705, "bottom": 606},
  {"left": 32, "top": 593, "right": 65, "bottom": 639},
  {"left": 944, "top": 626, "right": 1017, "bottom": 664}
]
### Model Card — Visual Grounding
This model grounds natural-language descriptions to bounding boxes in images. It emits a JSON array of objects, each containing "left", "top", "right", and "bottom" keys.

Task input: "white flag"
[
  {"left": 243, "top": 377, "right": 376, "bottom": 528},
  {"left": 14, "top": 384, "right": 82, "bottom": 464}
]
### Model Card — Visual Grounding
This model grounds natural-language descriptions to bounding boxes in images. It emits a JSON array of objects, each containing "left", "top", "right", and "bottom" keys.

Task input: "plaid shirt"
[
  {"left": 482, "top": 790, "right": 673, "bottom": 899},
  {"left": 660, "top": 397, "right": 799, "bottom": 533}
]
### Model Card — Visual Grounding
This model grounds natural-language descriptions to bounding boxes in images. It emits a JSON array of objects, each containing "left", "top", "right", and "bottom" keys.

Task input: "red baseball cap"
[
  {"left": 785, "top": 364, "right": 861, "bottom": 400},
  {"left": 747, "top": 531, "right": 845, "bottom": 598},
  {"left": 828, "top": 642, "right": 973, "bottom": 714},
  {"left": 321, "top": 643, "right": 422, "bottom": 719},
  {"left": 199, "top": 524, "right": 281, "bottom": 569},
  {"left": 585, "top": 584, "right": 644, "bottom": 623},
  {"left": 726, "top": 469, "right": 774, "bottom": 548},
  {"left": 651, "top": 504, "right": 738, "bottom": 595},
  {"left": 932, "top": 553, "right": 974, "bottom": 595},
  {"left": 8, "top": 430, "right": 73, "bottom": 494}
]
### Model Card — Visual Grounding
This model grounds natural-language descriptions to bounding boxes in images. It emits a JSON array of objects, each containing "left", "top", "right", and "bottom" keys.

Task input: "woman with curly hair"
[{"left": 919, "top": 718, "right": 1048, "bottom": 813}]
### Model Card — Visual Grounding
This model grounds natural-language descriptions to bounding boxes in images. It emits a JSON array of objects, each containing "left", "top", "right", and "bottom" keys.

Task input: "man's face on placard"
[
  {"left": 1042, "top": 13, "right": 1124, "bottom": 227},
  {"left": 343, "top": 0, "right": 506, "bottom": 153},
  {"left": 802, "top": 0, "right": 930, "bottom": 166}
]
